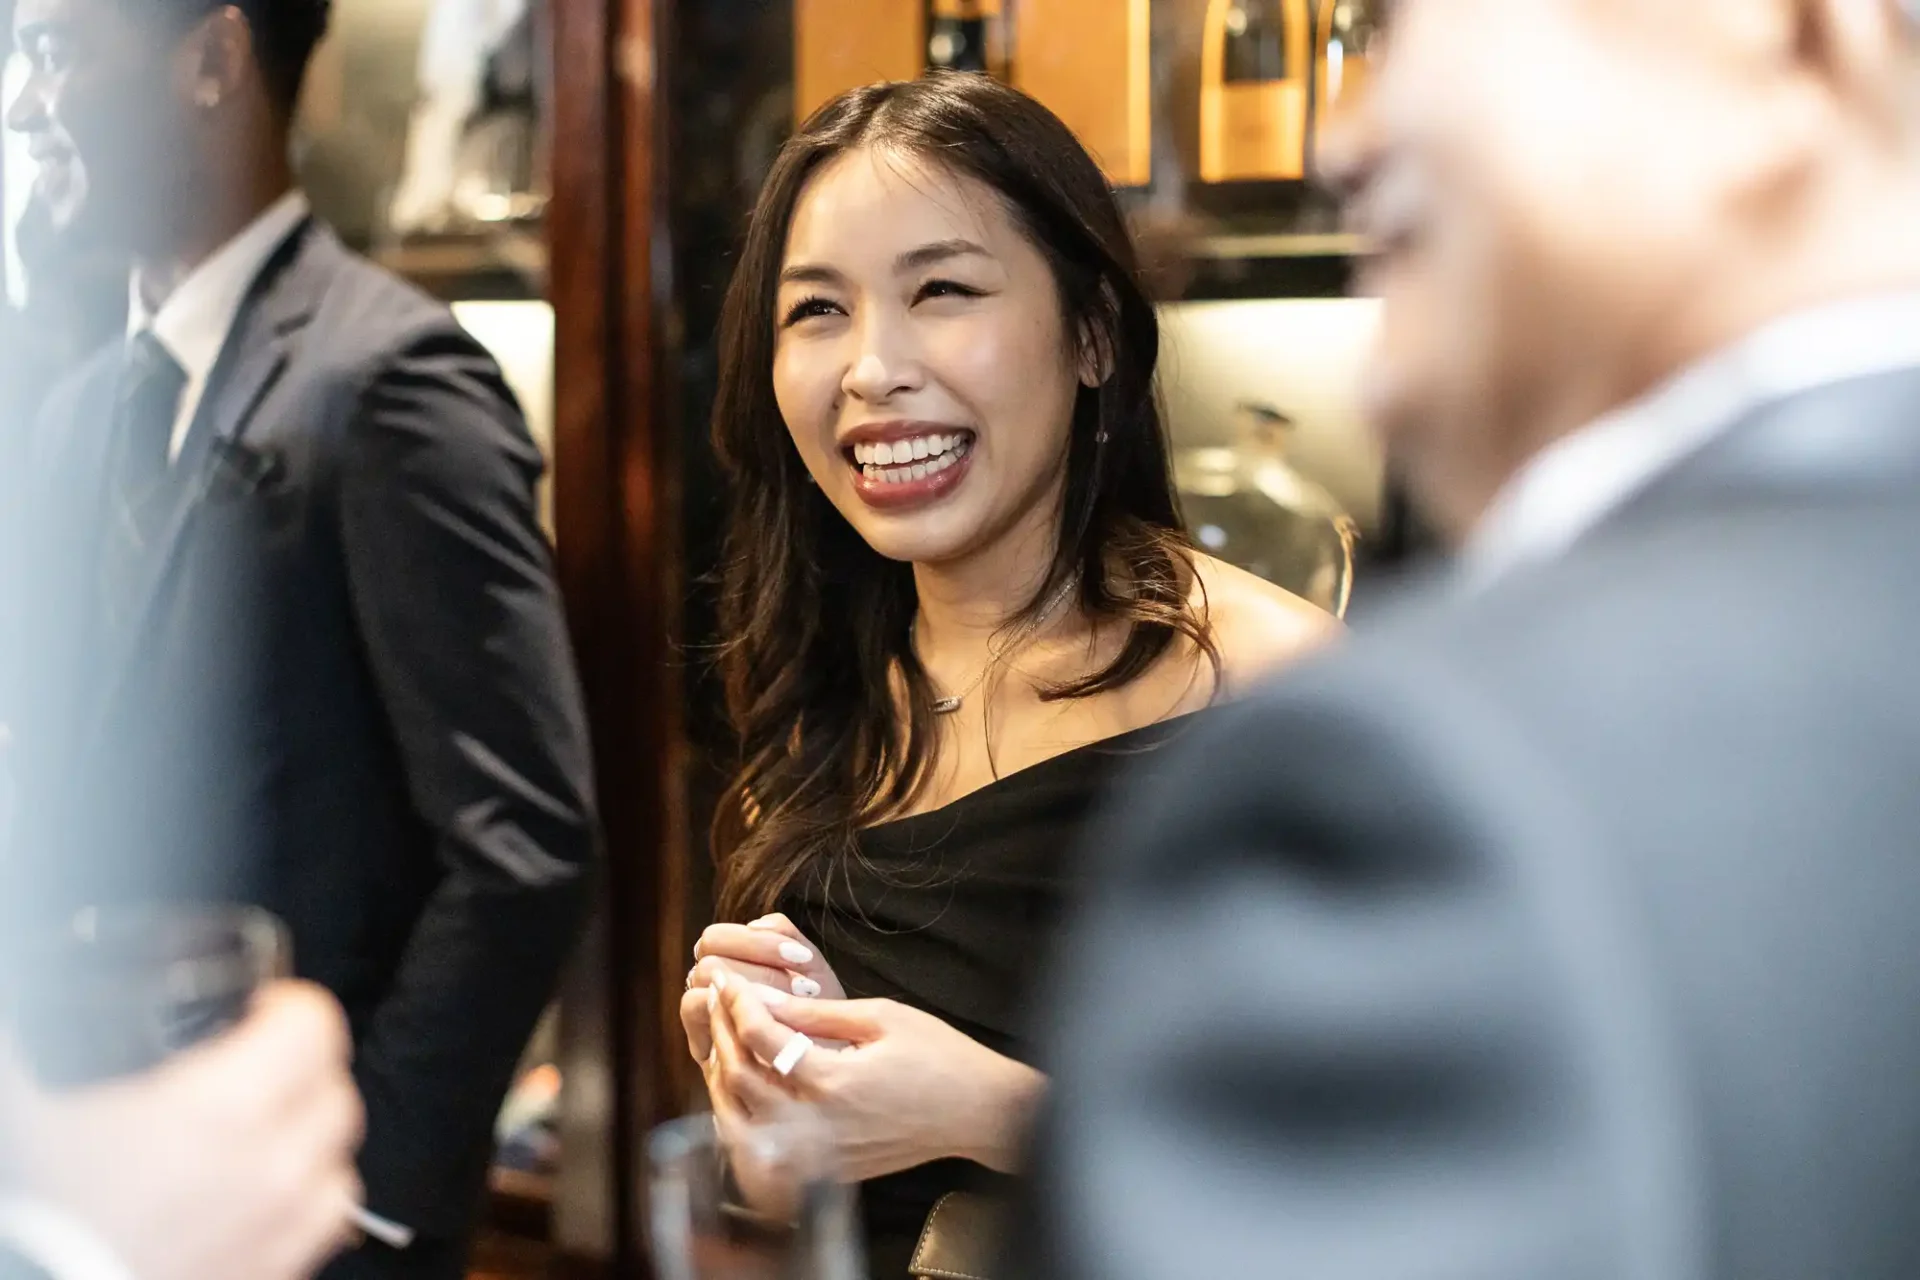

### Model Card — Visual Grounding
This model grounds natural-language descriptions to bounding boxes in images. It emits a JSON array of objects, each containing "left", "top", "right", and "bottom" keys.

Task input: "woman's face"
[{"left": 772, "top": 146, "right": 1090, "bottom": 569}]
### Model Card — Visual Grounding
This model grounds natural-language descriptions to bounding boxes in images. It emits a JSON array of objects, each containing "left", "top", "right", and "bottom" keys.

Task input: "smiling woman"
[{"left": 687, "top": 71, "right": 1336, "bottom": 1277}]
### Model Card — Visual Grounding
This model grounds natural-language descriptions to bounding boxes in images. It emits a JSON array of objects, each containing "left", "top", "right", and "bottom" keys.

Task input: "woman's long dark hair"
[{"left": 710, "top": 72, "right": 1215, "bottom": 921}]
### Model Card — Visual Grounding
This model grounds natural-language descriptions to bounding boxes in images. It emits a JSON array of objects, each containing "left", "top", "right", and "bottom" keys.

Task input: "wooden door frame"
[{"left": 547, "top": 0, "right": 686, "bottom": 1273}]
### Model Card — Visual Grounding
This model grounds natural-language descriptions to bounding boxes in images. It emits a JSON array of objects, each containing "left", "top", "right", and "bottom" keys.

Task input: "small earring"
[
  {"left": 195, "top": 84, "right": 221, "bottom": 110},
  {"left": 1094, "top": 430, "right": 1110, "bottom": 444}
]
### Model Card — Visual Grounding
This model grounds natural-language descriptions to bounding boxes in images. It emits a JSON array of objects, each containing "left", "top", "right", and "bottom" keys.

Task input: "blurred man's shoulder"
[
  {"left": 280, "top": 224, "right": 507, "bottom": 414},
  {"left": 1256, "top": 497, "right": 1917, "bottom": 739},
  {"left": 300, "top": 226, "right": 472, "bottom": 357},
  {"left": 20, "top": 337, "right": 121, "bottom": 438}
]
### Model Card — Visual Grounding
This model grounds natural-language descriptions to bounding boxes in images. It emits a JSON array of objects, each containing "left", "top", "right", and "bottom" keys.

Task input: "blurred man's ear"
[
  {"left": 180, "top": 5, "right": 257, "bottom": 115},
  {"left": 1895, "top": 0, "right": 1920, "bottom": 131},
  {"left": 1784, "top": 0, "right": 1920, "bottom": 132}
]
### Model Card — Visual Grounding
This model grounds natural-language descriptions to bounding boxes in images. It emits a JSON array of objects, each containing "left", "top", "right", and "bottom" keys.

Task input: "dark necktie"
[{"left": 98, "top": 331, "right": 188, "bottom": 630}]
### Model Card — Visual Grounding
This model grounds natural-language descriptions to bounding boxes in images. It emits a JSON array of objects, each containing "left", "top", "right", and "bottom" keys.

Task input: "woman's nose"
[{"left": 840, "top": 318, "right": 923, "bottom": 404}]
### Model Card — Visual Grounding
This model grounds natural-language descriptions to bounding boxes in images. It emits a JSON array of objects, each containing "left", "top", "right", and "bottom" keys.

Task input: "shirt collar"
[
  {"left": 1462, "top": 289, "right": 1920, "bottom": 587},
  {"left": 127, "top": 190, "right": 310, "bottom": 380}
]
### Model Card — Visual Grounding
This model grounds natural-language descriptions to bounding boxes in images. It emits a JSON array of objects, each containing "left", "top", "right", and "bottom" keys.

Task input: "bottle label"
[{"left": 1202, "top": 81, "right": 1307, "bottom": 182}]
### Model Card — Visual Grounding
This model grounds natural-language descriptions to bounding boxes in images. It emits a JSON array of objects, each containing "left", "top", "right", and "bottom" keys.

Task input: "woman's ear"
[
  {"left": 1077, "top": 280, "right": 1124, "bottom": 387},
  {"left": 1077, "top": 321, "right": 1115, "bottom": 388}
]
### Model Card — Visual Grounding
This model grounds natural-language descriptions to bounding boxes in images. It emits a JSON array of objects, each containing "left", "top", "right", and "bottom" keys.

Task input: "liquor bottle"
[
  {"left": 1316, "top": 0, "right": 1379, "bottom": 123},
  {"left": 1013, "top": 0, "right": 1152, "bottom": 187},
  {"left": 926, "top": 0, "right": 1008, "bottom": 79},
  {"left": 794, "top": 0, "right": 925, "bottom": 125},
  {"left": 1200, "top": 0, "right": 1312, "bottom": 182}
]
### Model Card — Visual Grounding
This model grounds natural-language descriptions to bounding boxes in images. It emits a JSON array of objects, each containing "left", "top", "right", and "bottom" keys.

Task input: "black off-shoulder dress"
[{"left": 777, "top": 713, "right": 1205, "bottom": 1277}]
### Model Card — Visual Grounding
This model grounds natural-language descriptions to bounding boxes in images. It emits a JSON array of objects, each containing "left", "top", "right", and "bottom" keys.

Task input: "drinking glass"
[
  {"left": 648, "top": 1103, "right": 865, "bottom": 1280},
  {"left": 5, "top": 902, "right": 289, "bottom": 1088}
]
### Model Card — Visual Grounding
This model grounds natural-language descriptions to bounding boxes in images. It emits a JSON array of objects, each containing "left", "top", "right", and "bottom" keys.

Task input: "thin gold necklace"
[{"left": 917, "top": 578, "right": 1078, "bottom": 716}]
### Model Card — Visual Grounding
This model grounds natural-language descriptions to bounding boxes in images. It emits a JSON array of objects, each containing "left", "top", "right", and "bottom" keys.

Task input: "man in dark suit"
[
  {"left": 1024, "top": 2, "right": 1920, "bottom": 1278},
  {"left": 4, "top": 1, "right": 596, "bottom": 1276}
]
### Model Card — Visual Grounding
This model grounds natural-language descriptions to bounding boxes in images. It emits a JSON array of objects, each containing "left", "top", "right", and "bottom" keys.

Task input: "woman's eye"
[
  {"left": 781, "top": 296, "right": 842, "bottom": 327},
  {"left": 915, "top": 278, "right": 985, "bottom": 303}
]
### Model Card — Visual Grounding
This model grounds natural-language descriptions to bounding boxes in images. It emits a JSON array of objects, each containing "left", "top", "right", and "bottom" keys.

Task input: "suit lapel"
[{"left": 83, "top": 218, "right": 330, "bottom": 738}]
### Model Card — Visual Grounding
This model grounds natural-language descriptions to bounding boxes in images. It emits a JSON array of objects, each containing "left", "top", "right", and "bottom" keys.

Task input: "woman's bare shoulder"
[{"left": 1190, "top": 553, "right": 1342, "bottom": 688}]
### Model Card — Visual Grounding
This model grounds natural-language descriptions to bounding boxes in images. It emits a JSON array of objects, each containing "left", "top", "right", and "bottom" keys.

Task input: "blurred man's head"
[
  {"left": 5, "top": 0, "right": 329, "bottom": 259},
  {"left": 1329, "top": 0, "right": 1920, "bottom": 541}
]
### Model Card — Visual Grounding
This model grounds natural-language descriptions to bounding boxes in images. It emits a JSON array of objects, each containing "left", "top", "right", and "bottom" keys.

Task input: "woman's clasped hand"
[{"left": 681, "top": 914, "right": 1044, "bottom": 1184}]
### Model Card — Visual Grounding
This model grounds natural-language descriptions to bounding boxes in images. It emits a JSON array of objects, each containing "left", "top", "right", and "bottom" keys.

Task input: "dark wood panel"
[
  {"left": 547, "top": 0, "right": 623, "bottom": 1266},
  {"left": 547, "top": 0, "right": 686, "bottom": 1274},
  {"left": 609, "top": 0, "right": 699, "bottom": 1246},
  {"left": 612, "top": 0, "right": 698, "bottom": 1265}
]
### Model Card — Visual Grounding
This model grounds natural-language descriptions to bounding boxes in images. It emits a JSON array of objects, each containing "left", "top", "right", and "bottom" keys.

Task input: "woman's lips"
[{"left": 847, "top": 436, "right": 974, "bottom": 511}]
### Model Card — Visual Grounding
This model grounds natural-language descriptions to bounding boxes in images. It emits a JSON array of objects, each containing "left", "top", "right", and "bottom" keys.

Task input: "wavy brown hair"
[{"left": 710, "top": 73, "right": 1215, "bottom": 921}]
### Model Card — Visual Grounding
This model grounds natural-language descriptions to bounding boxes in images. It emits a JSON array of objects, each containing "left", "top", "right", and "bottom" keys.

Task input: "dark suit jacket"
[
  {"left": 6, "top": 218, "right": 596, "bottom": 1239},
  {"left": 1022, "top": 368, "right": 1920, "bottom": 1280}
]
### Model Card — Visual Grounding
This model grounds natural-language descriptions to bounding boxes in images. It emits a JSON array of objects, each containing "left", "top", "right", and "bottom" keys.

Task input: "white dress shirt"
[
  {"left": 126, "top": 190, "right": 310, "bottom": 464},
  {"left": 1463, "top": 290, "right": 1920, "bottom": 587}
]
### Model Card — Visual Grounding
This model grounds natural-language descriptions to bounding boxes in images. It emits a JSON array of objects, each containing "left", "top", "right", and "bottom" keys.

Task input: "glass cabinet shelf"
[{"left": 370, "top": 229, "right": 547, "bottom": 303}]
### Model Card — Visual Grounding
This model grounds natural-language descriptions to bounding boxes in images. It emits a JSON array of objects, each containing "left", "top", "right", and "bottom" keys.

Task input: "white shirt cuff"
[{"left": 0, "top": 1197, "right": 138, "bottom": 1280}]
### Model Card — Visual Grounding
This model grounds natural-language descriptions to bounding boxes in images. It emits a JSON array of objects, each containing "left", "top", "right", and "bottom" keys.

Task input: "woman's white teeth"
[
  {"left": 853, "top": 432, "right": 971, "bottom": 482},
  {"left": 859, "top": 437, "right": 970, "bottom": 485},
  {"left": 854, "top": 433, "right": 965, "bottom": 467}
]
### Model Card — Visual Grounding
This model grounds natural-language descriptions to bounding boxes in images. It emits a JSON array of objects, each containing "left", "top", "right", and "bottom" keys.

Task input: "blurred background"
[{"left": 2, "top": 1, "right": 1419, "bottom": 1276}]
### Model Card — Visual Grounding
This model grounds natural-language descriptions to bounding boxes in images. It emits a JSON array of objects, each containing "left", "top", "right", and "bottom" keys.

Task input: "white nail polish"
[
  {"left": 752, "top": 983, "right": 789, "bottom": 1005},
  {"left": 712, "top": 968, "right": 729, "bottom": 991},
  {"left": 791, "top": 976, "right": 822, "bottom": 998},
  {"left": 779, "top": 941, "right": 814, "bottom": 965},
  {"left": 706, "top": 988, "right": 717, "bottom": 1013}
]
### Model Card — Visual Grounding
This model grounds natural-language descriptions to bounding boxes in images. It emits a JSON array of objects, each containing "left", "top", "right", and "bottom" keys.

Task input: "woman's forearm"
[{"left": 952, "top": 1053, "right": 1048, "bottom": 1173}]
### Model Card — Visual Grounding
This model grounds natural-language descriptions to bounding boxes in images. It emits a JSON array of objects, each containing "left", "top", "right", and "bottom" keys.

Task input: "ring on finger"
[{"left": 772, "top": 1032, "right": 813, "bottom": 1077}]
